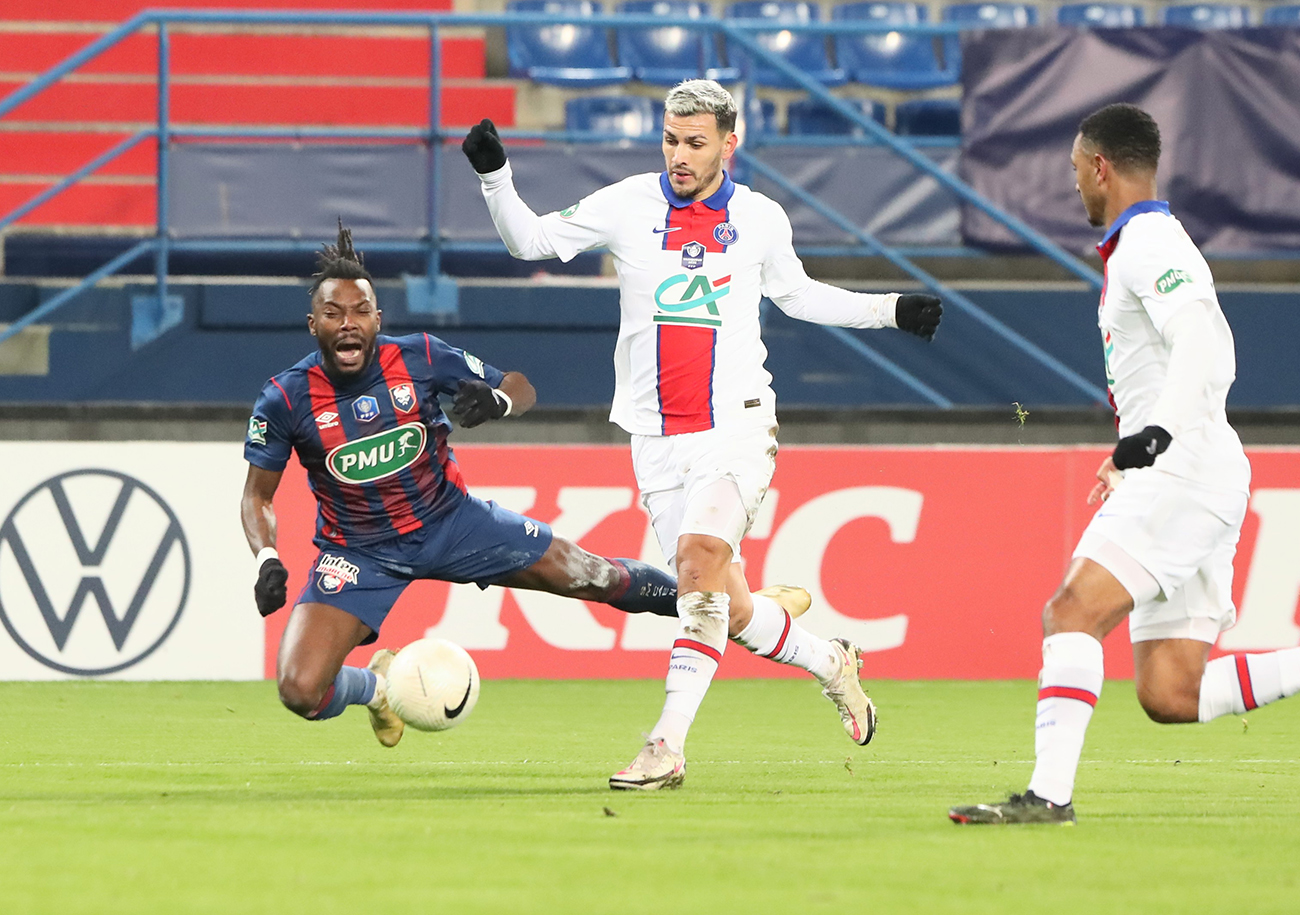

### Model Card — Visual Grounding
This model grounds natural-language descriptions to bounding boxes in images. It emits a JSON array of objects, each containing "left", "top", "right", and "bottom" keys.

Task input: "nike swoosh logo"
[
  {"left": 652, "top": 226, "right": 681, "bottom": 234},
  {"left": 444, "top": 674, "right": 474, "bottom": 719}
]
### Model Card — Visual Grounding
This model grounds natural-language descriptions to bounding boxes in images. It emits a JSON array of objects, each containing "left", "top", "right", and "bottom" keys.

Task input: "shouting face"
[
  {"left": 662, "top": 111, "right": 738, "bottom": 201},
  {"left": 309, "top": 278, "right": 381, "bottom": 377}
]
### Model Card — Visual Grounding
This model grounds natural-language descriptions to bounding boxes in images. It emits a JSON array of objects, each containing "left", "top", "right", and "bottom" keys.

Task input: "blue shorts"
[{"left": 295, "top": 494, "right": 554, "bottom": 643}]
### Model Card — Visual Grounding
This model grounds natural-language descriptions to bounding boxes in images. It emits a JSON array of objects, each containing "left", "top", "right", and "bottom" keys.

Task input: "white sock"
[
  {"left": 1198, "top": 649, "right": 1300, "bottom": 721},
  {"left": 649, "top": 591, "right": 729, "bottom": 754},
  {"left": 1026, "top": 632, "right": 1104, "bottom": 806},
  {"left": 734, "top": 593, "right": 840, "bottom": 684},
  {"left": 367, "top": 674, "right": 387, "bottom": 710}
]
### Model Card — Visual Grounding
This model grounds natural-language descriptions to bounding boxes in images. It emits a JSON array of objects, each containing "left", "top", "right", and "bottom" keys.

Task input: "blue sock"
[
  {"left": 307, "top": 666, "right": 377, "bottom": 721},
  {"left": 606, "top": 559, "right": 677, "bottom": 618}
]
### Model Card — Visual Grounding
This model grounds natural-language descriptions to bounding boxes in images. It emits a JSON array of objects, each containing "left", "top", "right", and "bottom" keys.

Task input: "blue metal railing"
[{"left": 0, "top": 8, "right": 1104, "bottom": 402}]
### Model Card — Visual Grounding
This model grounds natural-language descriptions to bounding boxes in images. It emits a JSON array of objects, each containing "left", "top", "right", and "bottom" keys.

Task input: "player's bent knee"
[
  {"left": 278, "top": 673, "right": 328, "bottom": 718},
  {"left": 1135, "top": 684, "right": 1197, "bottom": 724}
]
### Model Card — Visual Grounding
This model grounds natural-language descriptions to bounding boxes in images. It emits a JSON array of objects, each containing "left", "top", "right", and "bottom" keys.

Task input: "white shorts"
[
  {"left": 1073, "top": 468, "right": 1247, "bottom": 644},
  {"left": 631, "top": 423, "right": 778, "bottom": 567}
]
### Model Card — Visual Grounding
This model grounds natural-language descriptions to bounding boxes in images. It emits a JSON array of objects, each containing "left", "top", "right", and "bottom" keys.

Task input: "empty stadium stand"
[
  {"left": 617, "top": 0, "right": 739, "bottom": 83},
  {"left": 832, "top": 2, "right": 954, "bottom": 89}
]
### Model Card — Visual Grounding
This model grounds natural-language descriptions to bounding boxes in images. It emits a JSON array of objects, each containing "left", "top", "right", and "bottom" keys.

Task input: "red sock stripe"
[
  {"left": 1236, "top": 654, "right": 1259, "bottom": 711},
  {"left": 306, "top": 684, "right": 336, "bottom": 720},
  {"left": 607, "top": 559, "right": 631, "bottom": 601},
  {"left": 1038, "top": 686, "right": 1099, "bottom": 707},
  {"left": 673, "top": 638, "right": 722, "bottom": 664},
  {"left": 761, "top": 611, "right": 792, "bottom": 660}
]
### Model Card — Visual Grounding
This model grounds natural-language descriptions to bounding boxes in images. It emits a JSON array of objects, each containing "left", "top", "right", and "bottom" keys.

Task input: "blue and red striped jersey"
[{"left": 244, "top": 333, "right": 505, "bottom": 548}]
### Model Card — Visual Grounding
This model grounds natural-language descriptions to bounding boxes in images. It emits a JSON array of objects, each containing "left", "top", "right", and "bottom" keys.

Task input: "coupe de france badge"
[
  {"left": 681, "top": 241, "right": 705, "bottom": 270},
  {"left": 389, "top": 383, "right": 417, "bottom": 414},
  {"left": 713, "top": 222, "right": 738, "bottom": 246},
  {"left": 352, "top": 395, "right": 380, "bottom": 423}
]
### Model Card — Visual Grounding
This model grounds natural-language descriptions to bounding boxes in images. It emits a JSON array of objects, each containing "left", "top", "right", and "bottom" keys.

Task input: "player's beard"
[{"left": 676, "top": 155, "right": 722, "bottom": 200}]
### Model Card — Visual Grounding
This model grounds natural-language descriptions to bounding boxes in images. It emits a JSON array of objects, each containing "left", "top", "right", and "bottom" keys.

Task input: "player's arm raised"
[
  {"left": 758, "top": 203, "right": 942, "bottom": 341},
  {"left": 241, "top": 464, "right": 289, "bottom": 617},
  {"left": 463, "top": 118, "right": 613, "bottom": 263}
]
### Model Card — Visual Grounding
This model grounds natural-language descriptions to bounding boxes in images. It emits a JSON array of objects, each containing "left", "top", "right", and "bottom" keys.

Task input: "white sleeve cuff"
[
  {"left": 255, "top": 547, "right": 279, "bottom": 570},
  {"left": 477, "top": 160, "right": 513, "bottom": 190},
  {"left": 493, "top": 389, "right": 513, "bottom": 418}
]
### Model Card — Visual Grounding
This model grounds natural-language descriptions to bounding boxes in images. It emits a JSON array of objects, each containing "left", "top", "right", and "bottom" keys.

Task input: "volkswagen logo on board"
[{"left": 0, "top": 469, "right": 191, "bottom": 676}]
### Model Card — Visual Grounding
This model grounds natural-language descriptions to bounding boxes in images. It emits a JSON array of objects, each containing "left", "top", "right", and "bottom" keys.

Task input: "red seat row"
[
  {"left": 0, "top": 32, "right": 486, "bottom": 80},
  {"left": 0, "top": 1, "right": 518, "bottom": 227},
  {"left": 0, "top": 0, "right": 453, "bottom": 22}
]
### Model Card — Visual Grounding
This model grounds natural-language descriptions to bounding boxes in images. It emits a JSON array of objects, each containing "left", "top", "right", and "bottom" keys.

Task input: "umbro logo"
[
  {"left": 652, "top": 226, "right": 682, "bottom": 234},
  {"left": 315, "top": 412, "right": 340, "bottom": 429}
]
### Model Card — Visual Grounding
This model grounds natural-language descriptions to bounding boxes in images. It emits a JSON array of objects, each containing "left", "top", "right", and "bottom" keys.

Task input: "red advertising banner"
[{"left": 265, "top": 446, "right": 1300, "bottom": 680}]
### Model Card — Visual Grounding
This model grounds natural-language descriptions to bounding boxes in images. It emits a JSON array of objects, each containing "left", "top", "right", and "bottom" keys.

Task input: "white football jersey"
[
  {"left": 481, "top": 168, "right": 895, "bottom": 436},
  {"left": 1097, "top": 201, "right": 1249, "bottom": 490}
]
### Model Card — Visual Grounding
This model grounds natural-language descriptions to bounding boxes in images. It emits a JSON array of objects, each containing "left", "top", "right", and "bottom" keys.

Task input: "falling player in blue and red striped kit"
[{"left": 240, "top": 223, "right": 678, "bottom": 746}]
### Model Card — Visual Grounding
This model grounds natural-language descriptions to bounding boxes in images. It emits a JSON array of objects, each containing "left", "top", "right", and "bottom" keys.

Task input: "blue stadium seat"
[
  {"left": 1263, "top": 5, "right": 1300, "bottom": 23},
  {"left": 617, "top": 1, "right": 739, "bottom": 84},
  {"left": 724, "top": 2, "right": 846, "bottom": 88},
  {"left": 832, "top": 3, "right": 955, "bottom": 90},
  {"left": 506, "top": 0, "right": 632, "bottom": 86},
  {"left": 565, "top": 95, "right": 660, "bottom": 136},
  {"left": 894, "top": 97, "right": 961, "bottom": 137},
  {"left": 1056, "top": 4, "right": 1144, "bottom": 26},
  {"left": 1160, "top": 4, "right": 1252, "bottom": 27},
  {"left": 786, "top": 97, "right": 886, "bottom": 134},
  {"left": 740, "top": 96, "right": 779, "bottom": 135},
  {"left": 942, "top": 4, "right": 1038, "bottom": 80}
]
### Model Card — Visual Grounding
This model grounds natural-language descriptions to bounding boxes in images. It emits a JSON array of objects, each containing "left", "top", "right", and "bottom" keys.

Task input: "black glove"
[
  {"left": 462, "top": 118, "right": 507, "bottom": 174},
  {"left": 452, "top": 379, "right": 508, "bottom": 428},
  {"left": 254, "top": 557, "right": 288, "bottom": 618},
  {"left": 1112, "top": 425, "right": 1172, "bottom": 470},
  {"left": 895, "top": 293, "right": 943, "bottom": 342}
]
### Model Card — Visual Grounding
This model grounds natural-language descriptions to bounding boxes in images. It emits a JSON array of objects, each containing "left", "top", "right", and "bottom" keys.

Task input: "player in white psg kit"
[
  {"left": 463, "top": 80, "right": 943, "bottom": 790},
  {"left": 951, "top": 104, "right": 1300, "bottom": 825}
]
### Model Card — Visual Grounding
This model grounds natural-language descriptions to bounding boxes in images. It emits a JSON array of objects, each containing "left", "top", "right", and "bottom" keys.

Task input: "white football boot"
[
  {"left": 609, "top": 738, "right": 686, "bottom": 791},
  {"left": 822, "top": 638, "right": 877, "bottom": 746},
  {"left": 366, "top": 649, "right": 405, "bottom": 748},
  {"left": 755, "top": 584, "right": 812, "bottom": 619}
]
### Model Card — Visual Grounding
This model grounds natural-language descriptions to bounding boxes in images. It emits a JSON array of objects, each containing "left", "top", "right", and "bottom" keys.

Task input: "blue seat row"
[
  {"left": 508, "top": 2, "right": 1300, "bottom": 89},
  {"left": 565, "top": 94, "right": 960, "bottom": 137}
]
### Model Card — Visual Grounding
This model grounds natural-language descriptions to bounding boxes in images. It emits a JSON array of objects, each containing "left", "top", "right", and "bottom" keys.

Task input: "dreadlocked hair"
[{"left": 310, "top": 218, "right": 373, "bottom": 296}]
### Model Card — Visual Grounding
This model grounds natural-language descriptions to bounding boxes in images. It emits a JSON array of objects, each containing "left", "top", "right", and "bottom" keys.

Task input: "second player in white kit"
[
  {"left": 463, "top": 80, "right": 944, "bottom": 789},
  {"left": 951, "top": 103, "right": 1300, "bottom": 826}
]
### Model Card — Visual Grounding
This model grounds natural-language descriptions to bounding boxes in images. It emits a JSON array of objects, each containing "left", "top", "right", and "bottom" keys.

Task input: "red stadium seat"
[{"left": 0, "top": 2, "right": 508, "bottom": 228}]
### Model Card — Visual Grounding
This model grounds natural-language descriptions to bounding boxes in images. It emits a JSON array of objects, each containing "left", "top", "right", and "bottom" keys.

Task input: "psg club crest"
[
  {"left": 389, "top": 383, "right": 417, "bottom": 414},
  {"left": 352, "top": 395, "right": 380, "bottom": 423},
  {"left": 681, "top": 241, "right": 705, "bottom": 270},
  {"left": 713, "top": 222, "right": 738, "bottom": 246}
]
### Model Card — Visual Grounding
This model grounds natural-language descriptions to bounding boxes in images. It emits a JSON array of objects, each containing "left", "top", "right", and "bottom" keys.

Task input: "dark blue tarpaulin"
[{"left": 959, "top": 27, "right": 1300, "bottom": 254}]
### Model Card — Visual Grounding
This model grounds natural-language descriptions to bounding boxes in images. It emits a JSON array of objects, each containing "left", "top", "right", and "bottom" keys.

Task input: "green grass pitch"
[{"left": 2, "top": 678, "right": 1297, "bottom": 914}]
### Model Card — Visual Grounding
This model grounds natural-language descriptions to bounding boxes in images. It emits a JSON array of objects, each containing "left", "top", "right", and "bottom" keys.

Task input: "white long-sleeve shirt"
[
  {"left": 1097, "top": 200, "right": 1250, "bottom": 491},
  {"left": 480, "top": 163, "right": 898, "bottom": 436}
]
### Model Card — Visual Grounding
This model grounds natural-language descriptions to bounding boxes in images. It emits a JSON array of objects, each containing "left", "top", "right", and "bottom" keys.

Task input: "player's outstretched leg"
[
  {"left": 732, "top": 584, "right": 876, "bottom": 745},
  {"left": 277, "top": 602, "right": 402, "bottom": 746},
  {"left": 495, "top": 537, "right": 678, "bottom": 618}
]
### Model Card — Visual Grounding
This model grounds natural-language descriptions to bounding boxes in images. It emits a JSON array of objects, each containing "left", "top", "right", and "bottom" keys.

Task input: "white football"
[{"left": 385, "top": 638, "right": 480, "bottom": 732}]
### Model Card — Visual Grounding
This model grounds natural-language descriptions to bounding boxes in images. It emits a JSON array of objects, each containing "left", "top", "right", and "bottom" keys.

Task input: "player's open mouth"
[
  {"left": 334, "top": 339, "right": 365, "bottom": 369},
  {"left": 671, "top": 170, "right": 692, "bottom": 184}
]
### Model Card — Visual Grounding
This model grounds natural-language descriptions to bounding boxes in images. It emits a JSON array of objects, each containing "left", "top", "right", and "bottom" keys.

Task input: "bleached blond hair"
[{"left": 664, "top": 79, "right": 737, "bottom": 134}]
